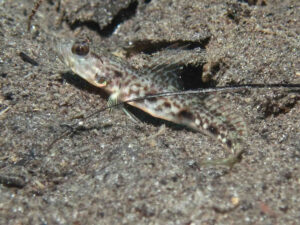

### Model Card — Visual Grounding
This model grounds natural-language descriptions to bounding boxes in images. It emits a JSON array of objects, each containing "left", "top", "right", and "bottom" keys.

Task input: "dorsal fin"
[{"left": 138, "top": 48, "right": 205, "bottom": 91}]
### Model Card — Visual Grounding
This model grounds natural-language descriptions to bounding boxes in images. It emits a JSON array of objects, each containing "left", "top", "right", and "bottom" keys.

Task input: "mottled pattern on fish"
[{"left": 57, "top": 40, "right": 247, "bottom": 152}]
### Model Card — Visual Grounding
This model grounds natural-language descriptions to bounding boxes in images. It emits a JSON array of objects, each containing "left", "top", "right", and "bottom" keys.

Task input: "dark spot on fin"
[
  {"left": 164, "top": 102, "right": 171, "bottom": 108},
  {"left": 147, "top": 98, "right": 157, "bottom": 102},
  {"left": 208, "top": 125, "right": 219, "bottom": 135},
  {"left": 178, "top": 109, "right": 194, "bottom": 120},
  {"left": 145, "top": 92, "right": 158, "bottom": 102}
]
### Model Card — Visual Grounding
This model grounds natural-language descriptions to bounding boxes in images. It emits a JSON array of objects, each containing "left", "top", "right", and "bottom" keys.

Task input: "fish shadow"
[{"left": 61, "top": 72, "right": 108, "bottom": 98}]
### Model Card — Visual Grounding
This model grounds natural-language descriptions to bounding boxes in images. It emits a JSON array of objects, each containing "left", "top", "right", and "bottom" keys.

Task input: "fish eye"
[{"left": 71, "top": 41, "right": 90, "bottom": 56}]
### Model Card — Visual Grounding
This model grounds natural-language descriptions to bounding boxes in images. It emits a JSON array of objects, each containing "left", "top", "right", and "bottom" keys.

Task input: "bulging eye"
[{"left": 71, "top": 41, "right": 90, "bottom": 56}]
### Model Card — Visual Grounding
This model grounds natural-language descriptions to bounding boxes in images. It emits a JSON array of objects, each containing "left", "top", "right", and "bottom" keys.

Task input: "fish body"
[{"left": 57, "top": 40, "right": 247, "bottom": 152}]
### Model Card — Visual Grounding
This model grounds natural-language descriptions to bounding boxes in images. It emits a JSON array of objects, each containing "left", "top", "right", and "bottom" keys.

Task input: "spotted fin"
[
  {"left": 139, "top": 49, "right": 204, "bottom": 91},
  {"left": 139, "top": 52, "right": 185, "bottom": 91},
  {"left": 178, "top": 94, "right": 247, "bottom": 152},
  {"left": 203, "top": 94, "right": 247, "bottom": 138}
]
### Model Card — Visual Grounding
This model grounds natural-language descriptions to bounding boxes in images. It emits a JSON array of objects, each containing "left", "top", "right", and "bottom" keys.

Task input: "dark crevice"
[
  {"left": 0, "top": 174, "right": 26, "bottom": 188},
  {"left": 0, "top": 73, "right": 7, "bottom": 78},
  {"left": 19, "top": 52, "right": 39, "bottom": 66},
  {"left": 238, "top": 0, "right": 267, "bottom": 6},
  {"left": 179, "top": 64, "right": 217, "bottom": 90},
  {"left": 69, "top": 20, "right": 99, "bottom": 34},
  {"left": 124, "top": 38, "right": 210, "bottom": 55},
  {"left": 69, "top": 1, "right": 138, "bottom": 37},
  {"left": 124, "top": 38, "right": 214, "bottom": 90},
  {"left": 124, "top": 38, "right": 215, "bottom": 91},
  {"left": 46, "top": 0, "right": 56, "bottom": 6}
]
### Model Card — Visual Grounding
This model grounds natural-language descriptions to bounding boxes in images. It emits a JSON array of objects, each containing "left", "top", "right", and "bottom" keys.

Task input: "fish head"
[{"left": 57, "top": 39, "right": 109, "bottom": 88}]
